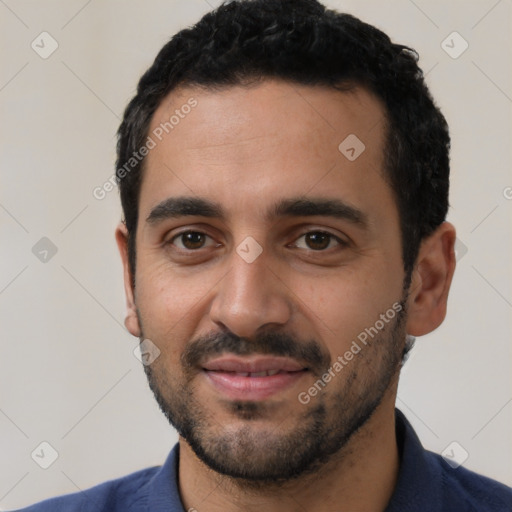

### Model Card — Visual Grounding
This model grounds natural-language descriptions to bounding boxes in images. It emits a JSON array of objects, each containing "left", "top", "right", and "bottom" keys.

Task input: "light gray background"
[{"left": 1, "top": 0, "right": 511, "bottom": 509}]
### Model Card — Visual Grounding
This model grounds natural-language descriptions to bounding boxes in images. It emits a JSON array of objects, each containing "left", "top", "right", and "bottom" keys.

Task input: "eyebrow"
[{"left": 146, "top": 196, "right": 369, "bottom": 228}]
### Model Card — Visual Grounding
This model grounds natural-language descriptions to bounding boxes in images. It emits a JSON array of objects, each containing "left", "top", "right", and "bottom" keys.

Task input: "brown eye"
[
  {"left": 171, "top": 231, "right": 214, "bottom": 250},
  {"left": 305, "top": 232, "right": 330, "bottom": 250},
  {"left": 294, "top": 231, "right": 344, "bottom": 251}
]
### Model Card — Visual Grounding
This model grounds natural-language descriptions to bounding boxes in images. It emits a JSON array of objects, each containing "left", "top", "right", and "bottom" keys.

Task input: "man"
[{"left": 18, "top": 0, "right": 512, "bottom": 510}]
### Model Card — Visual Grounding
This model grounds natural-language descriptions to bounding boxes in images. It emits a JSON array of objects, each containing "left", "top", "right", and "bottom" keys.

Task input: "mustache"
[{"left": 182, "top": 330, "right": 330, "bottom": 375}]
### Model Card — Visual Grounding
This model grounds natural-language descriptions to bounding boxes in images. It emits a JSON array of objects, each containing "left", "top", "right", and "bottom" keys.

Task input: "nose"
[{"left": 209, "top": 244, "right": 292, "bottom": 339}]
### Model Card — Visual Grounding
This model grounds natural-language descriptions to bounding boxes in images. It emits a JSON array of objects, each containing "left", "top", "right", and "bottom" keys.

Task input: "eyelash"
[{"left": 167, "top": 229, "right": 348, "bottom": 253}]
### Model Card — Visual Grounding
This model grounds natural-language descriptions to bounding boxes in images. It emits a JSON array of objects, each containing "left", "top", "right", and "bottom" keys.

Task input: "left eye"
[{"left": 293, "top": 231, "right": 344, "bottom": 251}]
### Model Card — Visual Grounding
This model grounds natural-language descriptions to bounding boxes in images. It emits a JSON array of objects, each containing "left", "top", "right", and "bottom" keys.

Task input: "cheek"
[
  {"left": 134, "top": 259, "right": 228, "bottom": 357},
  {"left": 296, "top": 265, "right": 403, "bottom": 354},
  {"left": 135, "top": 264, "right": 197, "bottom": 350}
]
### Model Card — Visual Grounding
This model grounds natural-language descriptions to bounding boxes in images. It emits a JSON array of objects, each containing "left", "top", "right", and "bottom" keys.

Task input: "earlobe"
[
  {"left": 115, "top": 222, "right": 142, "bottom": 338},
  {"left": 405, "top": 222, "right": 456, "bottom": 337}
]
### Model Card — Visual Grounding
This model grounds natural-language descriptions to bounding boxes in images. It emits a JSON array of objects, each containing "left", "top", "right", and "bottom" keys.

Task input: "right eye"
[{"left": 168, "top": 230, "right": 219, "bottom": 251}]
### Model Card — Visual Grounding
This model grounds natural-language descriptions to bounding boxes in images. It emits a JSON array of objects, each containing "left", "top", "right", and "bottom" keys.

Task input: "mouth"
[{"left": 201, "top": 356, "right": 309, "bottom": 401}]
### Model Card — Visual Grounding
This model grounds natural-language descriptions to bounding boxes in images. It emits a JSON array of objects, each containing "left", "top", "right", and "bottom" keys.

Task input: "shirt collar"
[
  {"left": 384, "top": 408, "right": 442, "bottom": 511},
  {"left": 146, "top": 443, "right": 185, "bottom": 511}
]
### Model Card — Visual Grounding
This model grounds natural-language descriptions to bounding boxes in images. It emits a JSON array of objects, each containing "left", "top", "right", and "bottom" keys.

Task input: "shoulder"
[
  {"left": 426, "top": 450, "right": 512, "bottom": 511},
  {"left": 391, "top": 409, "right": 512, "bottom": 512},
  {"left": 13, "top": 465, "right": 160, "bottom": 512}
]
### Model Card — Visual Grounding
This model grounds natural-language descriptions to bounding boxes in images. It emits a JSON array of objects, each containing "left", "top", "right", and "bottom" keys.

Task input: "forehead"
[
  {"left": 148, "top": 79, "right": 386, "bottom": 158},
  {"left": 140, "top": 79, "right": 394, "bottom": 228}
]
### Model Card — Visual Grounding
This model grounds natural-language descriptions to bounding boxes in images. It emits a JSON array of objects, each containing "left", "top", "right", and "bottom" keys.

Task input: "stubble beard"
[{"left": 140, "top": 297, "right": 408, "bottom": 487}]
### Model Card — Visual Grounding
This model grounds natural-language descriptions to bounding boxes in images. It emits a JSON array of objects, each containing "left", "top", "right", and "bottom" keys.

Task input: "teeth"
[
  {"left": 233, "top": 370, "right": 281, "bottom": 377},
  {"left": 250, "top": 371, "right": 269, "bottom": 377}
]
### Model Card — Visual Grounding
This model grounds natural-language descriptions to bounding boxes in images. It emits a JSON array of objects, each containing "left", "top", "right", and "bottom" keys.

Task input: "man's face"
[{"left": 126, "top": 80, "right": 409, "bottom": 482}]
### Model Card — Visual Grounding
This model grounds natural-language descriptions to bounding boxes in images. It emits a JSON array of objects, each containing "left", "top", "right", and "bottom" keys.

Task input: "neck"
[{"left": 178, "top": 387, "right": 400, "bottom": 512}]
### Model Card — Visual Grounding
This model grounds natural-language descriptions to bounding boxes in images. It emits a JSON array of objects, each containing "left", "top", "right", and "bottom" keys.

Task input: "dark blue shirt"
[{"left": 14, "top": 409, "right": 512, "bottom": 511}]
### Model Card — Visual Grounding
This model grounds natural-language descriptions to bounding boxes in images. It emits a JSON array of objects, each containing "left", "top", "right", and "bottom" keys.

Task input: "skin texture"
[{"left": 116, "top": 79, "right": 456, "bottom": 512}]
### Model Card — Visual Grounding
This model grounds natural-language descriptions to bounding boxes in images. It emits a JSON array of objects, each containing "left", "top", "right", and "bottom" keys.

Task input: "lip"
[
  {"left": 202, "top": 356, "right": 308, "bottom": 401},
  {"left": 202, "top": 355, "right": 306, "bottom": 373}
]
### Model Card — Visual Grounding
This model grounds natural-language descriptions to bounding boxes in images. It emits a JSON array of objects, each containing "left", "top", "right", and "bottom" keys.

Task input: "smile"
[{"left": 202, "top": 356, "right": 308, "bottom": 400}]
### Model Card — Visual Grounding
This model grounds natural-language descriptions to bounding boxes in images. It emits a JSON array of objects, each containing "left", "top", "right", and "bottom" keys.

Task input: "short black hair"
[{"left": 116, "top": 0, "right": 450, "bottom": 284}]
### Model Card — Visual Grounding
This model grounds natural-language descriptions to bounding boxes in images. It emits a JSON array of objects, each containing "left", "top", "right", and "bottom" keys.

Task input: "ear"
[
  {"left": 405, "top": 221, "right": 456, "bottom": 336},
  {"left": 115, "top": 222, "right": 141, "bottom": 337}
]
